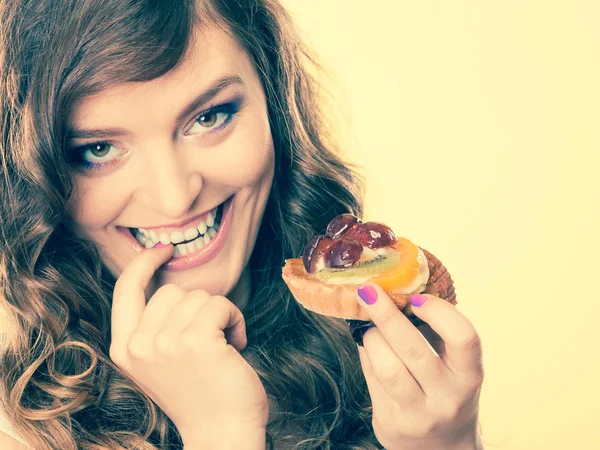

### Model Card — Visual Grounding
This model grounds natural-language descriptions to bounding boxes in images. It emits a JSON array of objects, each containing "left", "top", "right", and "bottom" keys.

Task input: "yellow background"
[{"left": 283, "top": 1, "right": 600, "bottom": 449}]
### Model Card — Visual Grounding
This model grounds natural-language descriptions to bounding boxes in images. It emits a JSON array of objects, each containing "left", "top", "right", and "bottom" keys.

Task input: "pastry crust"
[{"left": 282, "top": 248, "right": 457, "bottom": 320}]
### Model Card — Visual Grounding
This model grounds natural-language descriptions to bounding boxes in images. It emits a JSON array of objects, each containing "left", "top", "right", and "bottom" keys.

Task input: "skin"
[
  {"left": 67, "top": 26, "right": 275, "bottom": 309},
  {"left": 63, "top": 22, "right": 484, "bottom": 450},
  {"left": 110, "top": 245, "right": 269, "bottom": 448},
  {"left": 67, "top": 26, "right": 273, "bottom": 447},
  {"left": 356, "top": 283, "right": 485, "bottom": 450}
]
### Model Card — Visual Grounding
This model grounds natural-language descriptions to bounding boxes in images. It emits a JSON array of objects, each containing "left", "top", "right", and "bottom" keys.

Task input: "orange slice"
[{"left": 368, "top": 237, "right": 421, "bottom": 291}]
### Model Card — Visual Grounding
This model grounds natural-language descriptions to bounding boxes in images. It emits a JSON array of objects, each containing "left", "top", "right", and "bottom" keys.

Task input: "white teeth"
[
  {"left": 206, "top": 212, "right": 214, "bottom": 227},
  {"left": 132, "top": 229, "right": 158, "bottom": 248},
  {"left": 135, "top": 233, "right": 147, "bottom": 246},
  {"left": 133, "top": 202, "right": 224, "bottom": 254},
  {"left": 170, "top": 234, "right": 210, "bottom": 258},
  {"left": 133, "top": 223, "right": 218, "bottom": 257},
  {"left": 197, "top": 221, "right": 208, "bottom": 235},
  {"left": 170, "top": 231, "right": 184, "bottom": 244},
  {"left": 184, "top": 227, "right": 199, "bottom": 241}
]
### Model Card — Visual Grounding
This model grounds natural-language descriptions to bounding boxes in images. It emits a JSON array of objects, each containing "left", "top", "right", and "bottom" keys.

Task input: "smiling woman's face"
[{"left": 66, "top": 26, "right": 275, "bottom": 303}]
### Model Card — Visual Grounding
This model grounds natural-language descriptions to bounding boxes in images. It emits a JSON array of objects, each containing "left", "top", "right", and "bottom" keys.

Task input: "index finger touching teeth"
[{"left": 111, "top": 244, "right": 174, "bottom": 345}]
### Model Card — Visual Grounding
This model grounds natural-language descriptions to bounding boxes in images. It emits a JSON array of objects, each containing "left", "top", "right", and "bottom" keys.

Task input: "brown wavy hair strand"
[{"left": 0, "top": 0, "right": 381, "bottom": 448}]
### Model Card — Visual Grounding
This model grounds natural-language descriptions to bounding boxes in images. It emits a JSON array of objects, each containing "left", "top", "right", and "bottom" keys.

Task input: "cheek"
[
  {"left": 69, "top": 177, "right": 130, "bottom": 228},
  {"left": 212, "top": 119, "right": 275, "bottom": 187}
]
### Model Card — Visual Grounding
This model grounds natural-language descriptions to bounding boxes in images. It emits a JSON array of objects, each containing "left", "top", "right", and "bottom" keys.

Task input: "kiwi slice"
[{"left": 316, "top": 250, "right": 400, "bottom": 282}]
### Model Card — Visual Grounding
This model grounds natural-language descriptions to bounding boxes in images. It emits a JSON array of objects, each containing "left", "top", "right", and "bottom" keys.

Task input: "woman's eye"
[
  {"left": 188, "top": 111, "right": 230, "bottom": 135},
  {"left": 186, "top": 100, "right": 241, "bottom": 137},
  {"left": 85, "top": 143, "right": 112, "bottom": 158},
  {"left": 81, "top": 143, "right": 119, "bottom": 162},
  {"left": 69, "top": 142, "right": 123, "bottom": 171},
  {"left": 197, "top": 112, "right": 220, "bottom": 127}
]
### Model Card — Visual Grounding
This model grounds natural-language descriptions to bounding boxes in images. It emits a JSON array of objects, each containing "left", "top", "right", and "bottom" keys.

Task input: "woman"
[{"left": 0, "top": 0, "right": 484, "bottom": 448}]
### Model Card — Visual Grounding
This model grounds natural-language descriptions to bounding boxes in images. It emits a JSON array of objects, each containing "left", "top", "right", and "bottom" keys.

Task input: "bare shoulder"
[{"left": 0, "top": 430, "right": 29, "bottom": 449}]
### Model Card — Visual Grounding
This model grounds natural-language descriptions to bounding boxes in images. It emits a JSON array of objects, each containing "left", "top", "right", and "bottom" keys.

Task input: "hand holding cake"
[
  {"left": 354, "top": 282, "right": 484, "bottom": 450},
  {"left": 282, "top": 213, "right": 484, "bottom": 450}
]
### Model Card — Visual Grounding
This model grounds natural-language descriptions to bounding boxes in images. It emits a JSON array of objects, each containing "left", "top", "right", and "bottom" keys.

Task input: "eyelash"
[{"left": 68, "top": 100, "right": 242, "bottom": 171}]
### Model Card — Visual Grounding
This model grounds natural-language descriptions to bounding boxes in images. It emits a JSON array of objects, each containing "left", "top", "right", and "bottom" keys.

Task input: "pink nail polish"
[
  {"left": 154, "top": 242, "right": 169, "bottom": 249},
  {"left": 410, "top": 294, "right": 428, "bottom": 307},
  {"left": 358, "top": 285, "right": 378, "bottom": 305}
]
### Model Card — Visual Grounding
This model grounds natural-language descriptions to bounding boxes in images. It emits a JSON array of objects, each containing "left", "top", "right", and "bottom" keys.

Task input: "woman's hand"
[
  {"left": 356, "top": 283, "right": 484, "bottom": 450},
  {"left": 109, "top": 245, "right": 269, "bottom": 448}
]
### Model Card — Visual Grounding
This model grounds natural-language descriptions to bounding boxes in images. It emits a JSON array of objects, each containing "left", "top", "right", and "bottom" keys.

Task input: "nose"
[{"left": 134, "top": 143, "right": 202, "bottom": 218}]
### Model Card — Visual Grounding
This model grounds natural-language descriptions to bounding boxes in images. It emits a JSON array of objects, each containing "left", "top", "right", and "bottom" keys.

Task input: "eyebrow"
[{"left": 66, "top": 74, "right": 245, "bottom": 140}]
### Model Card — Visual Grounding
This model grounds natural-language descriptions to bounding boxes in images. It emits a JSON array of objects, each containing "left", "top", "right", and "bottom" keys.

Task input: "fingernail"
[
  {"left": 357, "top": 284, "right": 378, "bottom": 305},
  {"left": 410, "top": 294, "right": 428, "bottom": 307},
  {"left": 154, "top": 242, "right": 169, "bottom": 249}
]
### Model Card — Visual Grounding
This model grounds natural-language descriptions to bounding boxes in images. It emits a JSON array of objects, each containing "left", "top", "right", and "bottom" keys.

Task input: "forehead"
[{"left": 69, "top": 26, "right": 255, "bottom": 128}]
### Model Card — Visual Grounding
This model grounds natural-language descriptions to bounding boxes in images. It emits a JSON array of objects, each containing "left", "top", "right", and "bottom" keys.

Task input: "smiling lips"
[{"left": 130, "top": 202, "right": 224, "bottom": 258}]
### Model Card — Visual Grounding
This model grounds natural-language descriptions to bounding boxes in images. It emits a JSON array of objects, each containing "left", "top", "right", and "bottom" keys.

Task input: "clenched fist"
[{"left": 109, "top": 245, "right": 269, "bottom": 448}]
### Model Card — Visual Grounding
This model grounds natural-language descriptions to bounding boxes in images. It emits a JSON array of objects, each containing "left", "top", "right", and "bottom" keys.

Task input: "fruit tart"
[{"left": 281, "top": 214, "right": 457, "bottom": 344}]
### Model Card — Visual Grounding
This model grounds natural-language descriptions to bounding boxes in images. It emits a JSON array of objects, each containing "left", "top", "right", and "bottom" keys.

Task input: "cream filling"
[{"left": 320, "top": 247, "right": 429, "bottom": 296}]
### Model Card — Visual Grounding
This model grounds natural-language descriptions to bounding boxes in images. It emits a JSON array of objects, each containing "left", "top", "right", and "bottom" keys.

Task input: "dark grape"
[
  {"left": 325, "top": 238, "right": 363, "bottom": 268},
  {"left": 302, "top": 235, "right": 333, "bottom": 273},
  {"left": 325, "top": 214, "right": 362, "bottom": 240},
  {"left": 348, "top": 222, "right": 397, "bottom": 249}
]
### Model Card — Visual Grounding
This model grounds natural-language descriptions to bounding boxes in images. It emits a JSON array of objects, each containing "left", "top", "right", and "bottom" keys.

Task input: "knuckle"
[
  {"left": 154, "top": 331, "right": 174, "bottom": 354},
  {"left": 416, "top": 419, "right": 442, "bottom": 436},
  {"left": 468, "top": 366, "right": 485, "bottom": 389},
  {"left": 409, "top": 408, "right": 447, "bottom": 435},
  {"left": 476, "top": 366, "right": 485, "bottom": 384},
  {"left": 213, "top": 295, "right": 241, "bottom": 319},
  {"left": 453, "top": 327, "right": 481, "bottom": 350},
  {"left": 154, "top": 283, "right": 184, "bottom": 299},
  {"left": 180, "top": 330, "right": 203, "bottom": 351},
  {"left": 126, "top": 334, "right": 150, "bottom": 360},
  {"left": 183, "top": 290, "right": 210, "bottom": 307},
  {"left": 212, "top": 294, "right": 231, "bottom": 309},
  {"left": 187, "top": 289, "right": 211, "bottom": 299},
  {"left": 376, "top": 363, "right": 404, "bottom": 389},
  {"left": 376, "top": 310, "right": 400, "bottom": 330},
  {"left": 404, "top": 346, "right": 428, "bottom": 364}
]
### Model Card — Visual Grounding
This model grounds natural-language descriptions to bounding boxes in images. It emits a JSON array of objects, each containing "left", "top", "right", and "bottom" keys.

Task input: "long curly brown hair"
[{"left": 0, "top": 0, "right": 381, "bottom": 448}]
